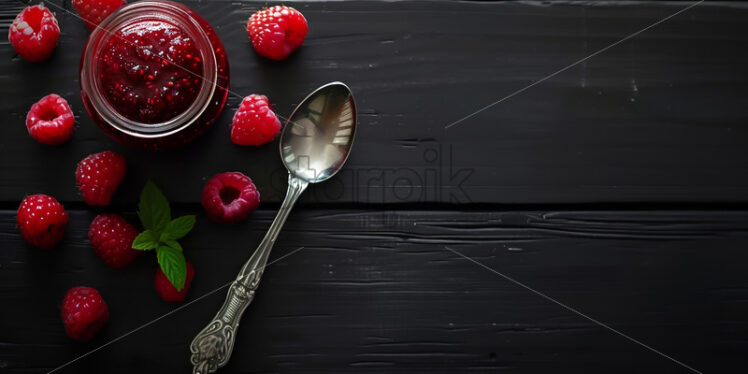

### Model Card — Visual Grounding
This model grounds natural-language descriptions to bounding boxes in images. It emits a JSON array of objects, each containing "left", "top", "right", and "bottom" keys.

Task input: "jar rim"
[{"left": 80, "top": 0, "right": 218, "bottom": 139}]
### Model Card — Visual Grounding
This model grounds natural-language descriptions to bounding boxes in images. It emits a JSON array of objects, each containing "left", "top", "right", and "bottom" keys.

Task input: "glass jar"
[{"left": 80, "top": 0, "right": 229, "bottom": 150}]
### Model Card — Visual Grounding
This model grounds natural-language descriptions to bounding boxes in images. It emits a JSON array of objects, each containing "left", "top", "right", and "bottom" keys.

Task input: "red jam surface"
[{"left": 98, "top": 20, "right": 203, "bottom": 124}]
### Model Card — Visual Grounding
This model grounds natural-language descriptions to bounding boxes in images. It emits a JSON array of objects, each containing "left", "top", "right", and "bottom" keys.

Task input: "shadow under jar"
[{"left": 80, "top": 0, "right": 229, "bottom": 150}]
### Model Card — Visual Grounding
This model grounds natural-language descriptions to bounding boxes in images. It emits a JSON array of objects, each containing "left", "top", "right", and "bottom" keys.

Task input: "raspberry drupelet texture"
[
  {"left": 75, "top": 151, "right": 127, "bottom": 206},
  {"left": 88, "top": 214, "right": 140, "bottom": 268},
  {"left": 201, "top": 172, "right": 260, "bottom": 224},
  {"left": 61, "top": 287, "right": 110, "bottom": 341},
  {"left": 247, "top": 5, "right": 308, "bottom": 61},
  {"left": 26, "top": 94, "right": 75, "bottom": 145},
  {"left": 17, "top": 194, "right": 68, "bottom": 250},
  {"left": 98, "top": 20, "right": 203, "bottom": 124},
  {"left": 231, "top": 94, "right": 281, "bottom": 146},
  {"left": 154, "top": 261, "right": 195, "bottom": 302},
  {"left": 72, "top": 0, "right": 126, "bottom": 30},
  {"left": 8, "top": 5, "right": 60, "bottom": 62}
]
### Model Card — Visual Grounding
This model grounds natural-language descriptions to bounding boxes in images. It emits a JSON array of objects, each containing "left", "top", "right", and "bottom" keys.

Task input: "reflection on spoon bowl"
[{"left": 280, "top": 81, "right": 356, "bottom": 183}]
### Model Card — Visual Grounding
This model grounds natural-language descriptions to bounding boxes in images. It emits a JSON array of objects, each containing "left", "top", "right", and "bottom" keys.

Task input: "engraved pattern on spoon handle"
[{"left": 190, "top": 175, "right": 308, "bottom": 374}]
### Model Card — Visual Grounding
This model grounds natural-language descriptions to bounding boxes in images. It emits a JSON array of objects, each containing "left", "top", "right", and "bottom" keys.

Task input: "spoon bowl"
[{"left": 280, "top": 82, "right": 356, "bottom": 183}]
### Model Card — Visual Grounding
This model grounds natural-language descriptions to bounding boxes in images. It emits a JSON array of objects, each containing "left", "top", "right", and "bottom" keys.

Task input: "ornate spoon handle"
[{"left": 189, "top": 175, "right": 308, "bottom": 374}]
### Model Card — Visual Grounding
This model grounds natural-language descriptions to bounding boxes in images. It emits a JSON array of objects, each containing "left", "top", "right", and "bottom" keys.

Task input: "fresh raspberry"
[
  {"left": 247, "top": 5, "right": 308, "bottom": 60},
  {"left": 72, "top": 0, "right": 126, "bottom": 30},
  {"left": 75, "top": 151, "right": 127, "bottom": 206},
  {"left": 231, "top": 94, "right": 281, "bottom": 146},
  {"left": 61, "top": 287, "right": 109, "bottom": 341},
  {"left": 17, "top": 194, "right": 68, "bottom": 250},
  {"left": 154, "top": 261, "right": 195, "bottom": 302},
  {"left": 88, "top": 214, "right": 139, "bottom": 268},
  {"left": 26, "top": 94, "right": 75, "bottom": 145},
  {"left": 8, "top": 5, "right": 60, "bottom": 62},
  {"left": 201, "top": 172, "right": 260, "bottom": 224}
]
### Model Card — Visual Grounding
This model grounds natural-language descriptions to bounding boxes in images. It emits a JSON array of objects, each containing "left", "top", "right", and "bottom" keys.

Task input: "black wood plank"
[
  {"left": 1, "top": 1, "right": 748, "bottom": 204},
  {"left": 1, "top": 209, "right": 747, "bottom": 373}
]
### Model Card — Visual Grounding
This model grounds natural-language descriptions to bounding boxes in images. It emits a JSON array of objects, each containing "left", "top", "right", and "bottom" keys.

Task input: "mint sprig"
[{"left": 132, "top": 181, "right": 195, "bottom": 291}]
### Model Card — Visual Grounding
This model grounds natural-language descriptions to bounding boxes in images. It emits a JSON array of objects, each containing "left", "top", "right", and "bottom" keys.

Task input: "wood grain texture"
[
  {"left": 1, "top": 1, "right": 748, "bottom": 204},
  {"left": 2, "top": 1, "right": 748, "bottom": 373},
  {"left": 2, "top": 209, "right": 748, "bottom": 373}
]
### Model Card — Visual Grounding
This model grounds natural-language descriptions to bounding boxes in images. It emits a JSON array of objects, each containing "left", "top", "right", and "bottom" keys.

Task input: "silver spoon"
[{"left": 189, "top": 82, "right": 357, "bottom": 374}]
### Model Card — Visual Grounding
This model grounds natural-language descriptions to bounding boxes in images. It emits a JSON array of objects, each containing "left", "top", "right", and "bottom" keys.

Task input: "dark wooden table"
[{"left": 2, "top": 0, "right": 748, "bottom": 373}]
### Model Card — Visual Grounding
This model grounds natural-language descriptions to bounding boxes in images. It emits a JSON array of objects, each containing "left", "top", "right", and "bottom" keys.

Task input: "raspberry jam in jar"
[{"left": 80, "top": 0, "right": 229, "bottom": 150}]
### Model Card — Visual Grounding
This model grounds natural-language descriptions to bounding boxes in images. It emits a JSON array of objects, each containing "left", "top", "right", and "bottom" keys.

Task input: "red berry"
[
  {"left": 75, "top": 151, "right": 127, "bottom": 206},
  {"left": 26, "top": 94, "right": 75, "bottom": 145},
  {"left": 201, "top": 172, "right": 260, "bottom": 224},
  {"left": 8, "top": 5, "right": 60, "bottom": 62},
  {"left": 17, "top": 194, "right": 68, "bottom": 250},
  {"left": 88, "top": 214, "right": 139, "bottom": 268},
  {"left": 247, "top": 5, "right": 308, "bottom": 60},
  {"left": 154, "top": 261, "right": 195, "bottom": 302},
  {"left": 61, "top": 287, "right": 109, "bottom": 341},
  {"left": 72, "top": 0, "right": 126, "bottom": 30},
  {"left": 231, "top": 94, "right": 281, "bottom": 146}
]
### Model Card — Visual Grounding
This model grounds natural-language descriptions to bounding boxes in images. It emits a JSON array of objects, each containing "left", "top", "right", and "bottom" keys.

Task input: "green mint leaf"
[
  {"left": 164, "top": 240, "right": 183, "bottom": 252},
  {"left": 138, "top": 180, "right": 171, "bottom": 231},
  {"left": 156, "top": 245, "right": 186, "bottom": 291},
  {"left": 131, "top": 230, "right": 160, "bottom": 250},
  {"left": 161, "top": 215, "right": 196, "bottom": 241}
]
